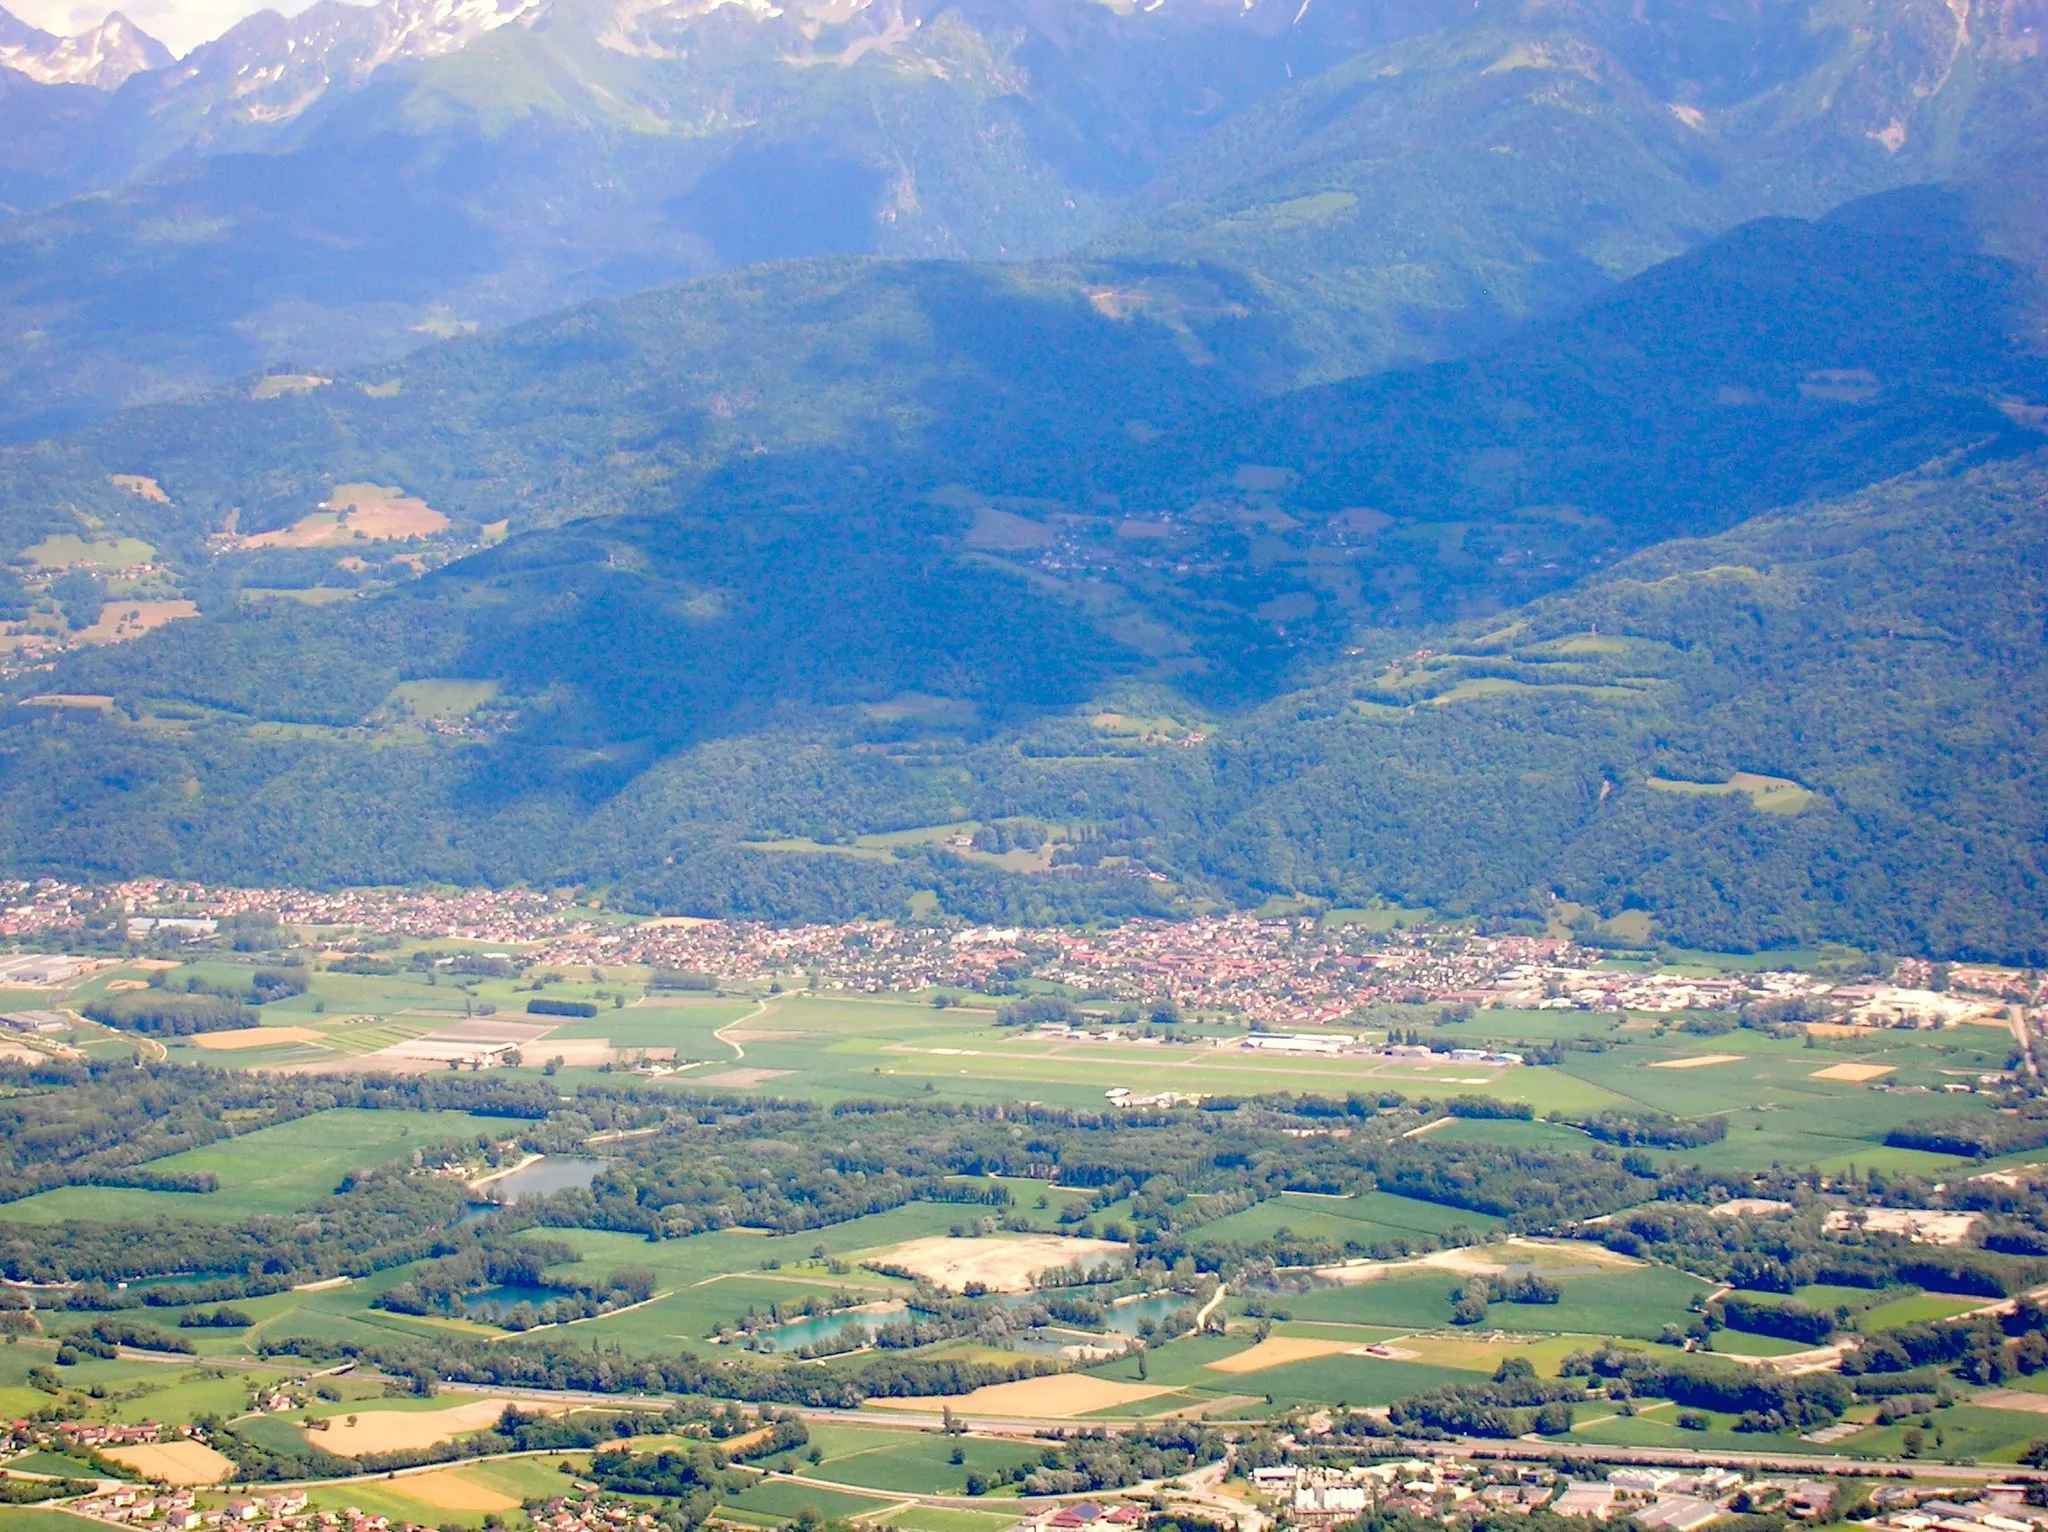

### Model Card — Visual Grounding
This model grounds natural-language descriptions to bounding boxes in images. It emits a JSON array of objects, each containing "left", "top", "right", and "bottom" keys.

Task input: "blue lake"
[{"left": 755, "top": 1302, "right": 908, "bottom": 1352}]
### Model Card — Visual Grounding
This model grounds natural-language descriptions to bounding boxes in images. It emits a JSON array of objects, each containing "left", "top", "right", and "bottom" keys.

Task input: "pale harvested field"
[
  {"left": 1316, "top": 1238, "right": 1635, "bottom": 1286},
  {"left": 873, "top": 1375, "right": 1166, "bottom": 1419},
  {"left": 75, "top": 600, "right": 199, "bottom": 646},
  {"left": 535, "top": 1039, "right": 617, "bottom": 1067},
  {"left": 389, "top": 1468, "right": 521, "bottom": 1512},
  {"left": 1810, "top": 1062, "right": 1895, "bottom": 1082},
  {"left": 875, "top": 1234, "right": 1126, "bottom": 1293},
  {"left": 109, "top": 473, "right": 169, "bottom": 503},
  {"left": 305, "top": 1397, "right": 567, "bottom": 1456},
  {"left": 696, "top": 1067, "right": 793, "bottom": 1088},
  {"left": 1205, "top": 1336, "right": 1356, "bottom": 1374},
  {"left": 327, "top": 483, "right": 449, "bottom": 539},
  {"left": 191, "top": 1026, "right": 328, "bottom": 1051},
  {"left": 101, "top": 1440, "right": 235, "bottom": 1484},
  {"left": 1649, "top": 1054, "right": 1746, "bottom": 1070},
  {"left": 244, "top": 483, "right": 448, "bottom": 548},
  {"left": 1970, "top": 1389, "right": 2048, "bottom": 1416}
]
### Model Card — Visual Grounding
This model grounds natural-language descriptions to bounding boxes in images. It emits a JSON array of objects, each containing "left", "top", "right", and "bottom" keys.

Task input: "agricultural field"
[
  {"left": 1270, "top": 1261, "right": 1715, "bottom": 1340},
  {"left": 288, "top": 1454, "right": 588, "bottom": 1528},
  {"left": 9, "top": 929, "right": 2048, "bottom": 1512},
  {"left": 0, "top": 1108, "right": 524, "bottom": 1224},
  {"left": 1193, "top": 1190, "right": 1504, "bottom": 1247},
  {"left": 751, "top": 1423, "right": 1042, "bottom": 1496},
  {"left": 37, "top": 950, "right": 2003, "bottom": 1194}
]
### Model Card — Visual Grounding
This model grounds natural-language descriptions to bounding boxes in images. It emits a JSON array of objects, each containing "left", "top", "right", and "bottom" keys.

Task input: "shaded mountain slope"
[
  {"left": 0, "top": 201, "right": 2043, "bottom": 954},
  {"left": 0, "top": 257, "right": 1288, "bottom": 554}
]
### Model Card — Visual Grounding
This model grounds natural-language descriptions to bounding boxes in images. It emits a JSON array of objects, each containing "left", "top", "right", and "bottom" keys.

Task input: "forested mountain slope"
[
  {"left": 7, "top": 197, "right": 2036, "bottom": 653},
  {"left": 0, "top": 259, "right": 1290, "bottom": 558},
  {"left": 0, "top": 197, "right": 2043, "bottom": 957},
  {"left": 1192, "top": 451, "right": 2048, "bottom": 961}
]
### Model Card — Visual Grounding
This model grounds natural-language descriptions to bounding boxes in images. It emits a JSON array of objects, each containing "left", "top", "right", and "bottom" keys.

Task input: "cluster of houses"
[
  {"left": 63, "top": 1488, "right": 672, "bottom": 1532},
  {"left": 67, "top": 1489, "right": 311, "bottom": 1530},
  {"left": 13, "top": 1419, "right": 181, "bottom": 1451},
  {"left": 530, "top": 1494, "right": 664, "bottom": 1532}
]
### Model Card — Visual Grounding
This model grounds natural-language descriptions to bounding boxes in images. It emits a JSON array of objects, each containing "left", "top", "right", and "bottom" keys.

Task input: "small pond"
[
  {"left": 1102, "top": 1292, "right": 1193, "bottom": 1335},
  {"left": 462, "top": 1282, "right": 567, "bottom": 1319},
  {"left": 753, "top": 1301, "right": 909, "bottom": 1353},
  {"left": 482, "top": 1155, "right": 611, "bottom": 1204}
]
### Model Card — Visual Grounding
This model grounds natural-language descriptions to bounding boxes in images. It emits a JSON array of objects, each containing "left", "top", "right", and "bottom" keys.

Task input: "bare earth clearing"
[
  {"left": 243, "top": 484, "right": 449, "bottom": 549},
  {"left": 873, "top": 1234, "right": 1126, "bottom": 1292},
  {"left": 303, "top": 1398, "right": 568, "bottom": 1456},
  {"left": 191, "top": 1026, "right": 329, "bottom": 1051},
  {"left": 1809, "top": 1062, "right": 1896, "bottom": 1081}
]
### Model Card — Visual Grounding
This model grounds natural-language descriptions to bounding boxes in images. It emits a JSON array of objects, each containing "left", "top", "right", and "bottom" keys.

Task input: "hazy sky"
[{"left": 11, "top": 0, "right": 338, "bottom": 56}]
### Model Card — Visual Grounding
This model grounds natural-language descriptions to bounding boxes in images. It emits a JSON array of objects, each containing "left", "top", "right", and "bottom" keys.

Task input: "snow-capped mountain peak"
[{"left": 0, "top": 5, "right": 169, "bottom": 87}]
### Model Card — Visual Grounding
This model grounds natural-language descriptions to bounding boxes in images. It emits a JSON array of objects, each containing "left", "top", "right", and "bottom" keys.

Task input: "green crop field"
[
  {"left": 1274, "top": 1265, "right": 1713, "bottom": 1339},
  {"left": 0, "top": 1108, "right": 525, "bottom": 1223},
  {"left": 723, "top": 1478, "right": 903, "bottom": 1523},
  {"left": 1193, "top": 1190, "right": 1503, "bottom": 1247},
  {"left": 1844, "top": 1403, "right": 2048, "bottom": 1463},
  {"left": 1705, "top": 1330, "right": 1811, "bottom": 1358},
  {"left": 879, "top": 1508, "right": 1021, "bottom": 1532},
  {"left": 1228, "top": 1352, "right": 1474, "bottom": 1410},
  {"left": 1858, "top": 1294, "right": 1987, "bottom": 1330},
  {"left": 779, "top": 1426, "right": 1042, "bottom": 1495},
  {"left": 0, "top": 1511, "right": 107, "bottom": 1532},
  {"left": 1569, "top": 1402, "right": 1793, "bottom": 1456}
]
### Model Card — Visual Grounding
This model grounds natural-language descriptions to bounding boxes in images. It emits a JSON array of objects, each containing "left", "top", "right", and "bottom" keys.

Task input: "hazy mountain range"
[
  {"left": 0, "top": 0, "right": 2041, "bottom": 434},
  {"left": 0, "top": 0, "right": 2042, "bottom": 956}
]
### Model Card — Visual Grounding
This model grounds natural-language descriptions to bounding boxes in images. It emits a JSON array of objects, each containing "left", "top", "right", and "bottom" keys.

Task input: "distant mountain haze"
[{"left": 0, "top": 0, "right": 2039, "bottom": 434}]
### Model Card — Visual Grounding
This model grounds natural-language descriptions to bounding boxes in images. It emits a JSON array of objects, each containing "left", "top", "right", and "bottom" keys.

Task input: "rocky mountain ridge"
[{"left": 0, "top": 5, "right": 166, "bottom": 87}]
